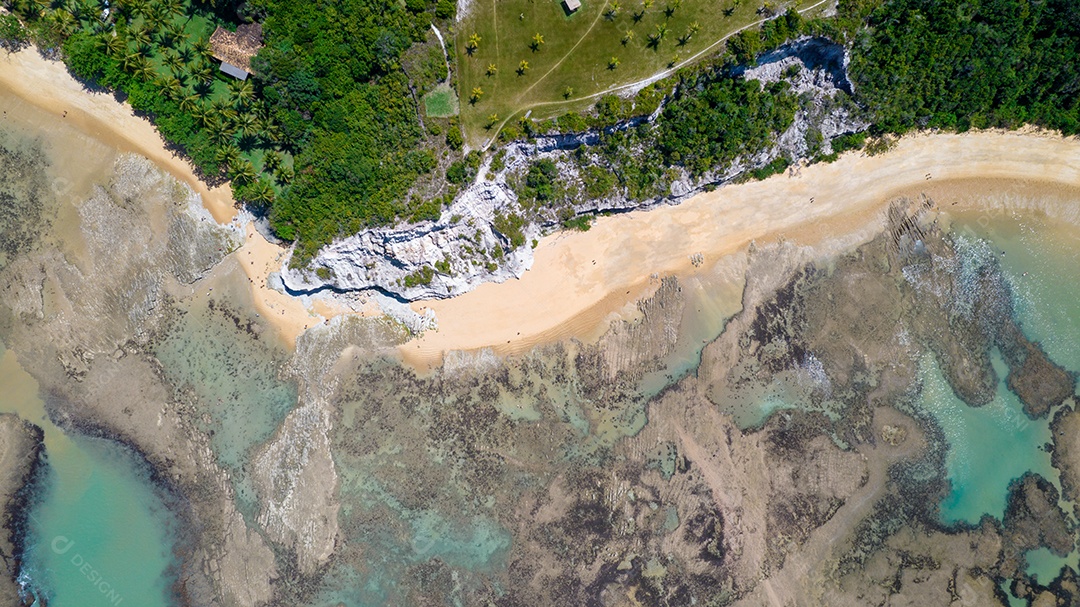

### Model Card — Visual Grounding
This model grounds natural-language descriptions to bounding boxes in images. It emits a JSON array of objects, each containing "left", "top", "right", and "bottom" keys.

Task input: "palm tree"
[
  {"left": 46, "top": 10, "right": 78, "bottom": 36},
  {"left": 130, "top": 24, "right": 151, "bottom": 49},
  {"left": 263, "top": 150, "right": 283, "bottom": 172},
  {"left": 228, "top": 79, "right": 254, "bottom": 108},
  {"left": 162, "top": 0, "right": 183, "bottom": 17},
  {"left": 162, "top": 22, "right": 184, "bottom": 47},
  {"left": 608, "top": 56, "right": 620, "bottom": 70},
  {"left": 178, "top": 93, "right": 199, "bottom": 112},
  {"left": 530, "top": 32, "right": 544, "bottom": 51},
  {"left": 160, "top": 76, "right": 184, "bottom": 99},
  {"left": 517, "top": 60, "right": 529, "bottom": 75},
  {"left": 485, "top": 113, "right": 499, "bottom": 129},
  {"left": 257, "top": 116, "right": 281, "bottom": 144},
  {"left": 133, "top": 56, "right": 155, "bottom": 80},
  {"left": 470, "top": 87, "right": 483, "bottom": 103},
  {"left": 102, "top": 33, "right": 126, "bottom": 56},
  {"left": 124, "top": 0, "right": 149, "bottom": 18},
  {"left": 604, "top": 0, "right": 620, "bottom": 20},
  {"left": 122, "top": 51, "right": 142, "bottom": 73},
  {"left": 648, "top": 23, "right": 667, "bottom": 48},
  {"left": 274, "top": 165, "right": 294, "bottom": 185},
  {"left": 193, "top": 63, "right": 215, "bottom": 87},
  {"left": 664, "top": 0, "right": 680, "bottom": 17},
  {"left": 229, "top": 158, "right": 257, "bottom": 185},
  {"left": 563, "top": 86, "right": 573, "bottom": 99},
  {"left": 176, "top": 44, "right": 194, "bottom": 64},
  {"left": 466, "top": 33, "right": 481, "bottom": 54},
  {"left": 485, "top": 63, "right": 497, "bottom": 76},
  {"left": 622, "top": 29, "right": 634, "bottom": 45},
  {"left": 235, "top": 112, "right": 258, "bottom": 140},
  {"left": 207, "top": 115, "right": 235, "bottom": 146},
  {"left": 68, "top": 0, "right": 89, "bottom": 22},
  {"left": 247, "top": 179, "right": 275, "bottom": 206},
  {"left": 162, "top": 50, "right": 183, "bottom": 72},
  {"left": 8, "top": 0, "right": 39, "bottom": 21},
  {"left": 215, "top": 143, "right": 240, "bottom": 167},
  {"left": 192, "top": 36, "right": 211, "bottom": 58},
  {"left": 191, "top": 102, "right": 212, "bottom": 126}
]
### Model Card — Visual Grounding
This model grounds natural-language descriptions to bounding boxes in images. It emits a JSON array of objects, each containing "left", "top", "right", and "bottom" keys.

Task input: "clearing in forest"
[
  {"left": 455, "top": 0, "right": 816, "bottom": 147},
  {"left": 424, "top": 83, "right": 461, "bottom": 117}
]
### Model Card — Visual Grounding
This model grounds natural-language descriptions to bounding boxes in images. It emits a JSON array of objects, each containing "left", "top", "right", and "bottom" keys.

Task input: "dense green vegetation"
[
  {"left": 246, "top": 0, "right": 458, "bottom": 262},
  {"left": 7, "top": 0, "right": 1080, "bottom": 271},
  {"left": 658, "top": 78, "right": 798, "bottom": 174},
  {"left": 847, "top": 0, "right": 1080, "bottom": 135},
  {"left": 7, "top": 0, "right": 287, "bottom": 211},
  {"left": 3, "top": 0, "right": 459, "bottom": 266}
]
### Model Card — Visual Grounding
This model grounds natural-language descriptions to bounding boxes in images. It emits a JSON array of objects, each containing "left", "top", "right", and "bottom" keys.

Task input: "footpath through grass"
[{"left": 456, "top": 0, "right": 810, "bottom": 147}]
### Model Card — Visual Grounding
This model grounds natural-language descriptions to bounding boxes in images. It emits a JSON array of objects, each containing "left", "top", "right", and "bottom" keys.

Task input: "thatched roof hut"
[{"left": 209, "top": 23, "right": 263, "bottom": 75}]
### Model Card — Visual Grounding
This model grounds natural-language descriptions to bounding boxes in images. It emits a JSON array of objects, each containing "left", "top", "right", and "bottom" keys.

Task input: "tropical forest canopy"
[{"left": 2, "top": 0, "right": 1079, "bottom": 266}]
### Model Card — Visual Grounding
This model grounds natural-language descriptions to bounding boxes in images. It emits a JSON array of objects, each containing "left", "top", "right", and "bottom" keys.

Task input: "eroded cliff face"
[
  {"left": 283, "top": 38, "right": 870, "bottom": 301},
  {"left": 265, "top": 199, "right": 1077, "bottom": 606},
  {"left": 3, "top": 128, "right": 1076, "bottom": 607}
]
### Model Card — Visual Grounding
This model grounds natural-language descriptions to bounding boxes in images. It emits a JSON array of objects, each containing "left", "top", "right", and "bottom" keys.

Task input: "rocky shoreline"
[
  {"left": 281, "top": 37, "right": 870, "bottom": 301},
  {"left": 0, "top": 414, "right": 44, "bottom": 606}
]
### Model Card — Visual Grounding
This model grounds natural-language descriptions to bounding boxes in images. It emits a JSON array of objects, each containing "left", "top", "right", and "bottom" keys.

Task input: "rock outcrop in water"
[
  {"left": 283, "top": 38, "right": 869, "bottom": 301},
  {"left": 0, "top": 155, "right": 283, "bottom": 607},
  {"left": 0, "top": 414, "right": 42, "bottom": 606}
]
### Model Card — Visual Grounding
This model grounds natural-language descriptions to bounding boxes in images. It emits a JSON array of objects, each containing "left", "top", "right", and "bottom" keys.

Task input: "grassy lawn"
[
  {"left": 456, "top": 0, "right": 819, "bottom": 147},
  {"left": 424, "top": 83, "right": 460, "bottom": 117}
]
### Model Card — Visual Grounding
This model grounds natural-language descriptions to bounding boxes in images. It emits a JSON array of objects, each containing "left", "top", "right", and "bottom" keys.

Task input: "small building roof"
[
  {"left": 219, "top": 61, "right": 249, "bottom": 80},
  {"left": 564, "top": 0, "right": 581, "bottom": 11},
  {"left": 209, "top": 23, "right": 263, "bottom": 72}
]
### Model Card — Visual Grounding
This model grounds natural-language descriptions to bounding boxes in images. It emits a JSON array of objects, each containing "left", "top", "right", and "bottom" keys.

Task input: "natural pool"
[{"left": 0, "top": 344, "right": 179, "bottom": 607}]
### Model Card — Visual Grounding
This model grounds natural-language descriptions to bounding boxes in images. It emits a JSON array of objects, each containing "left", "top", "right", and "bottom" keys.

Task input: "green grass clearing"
[
  {"left": 456, "top": 0, "right": 823, "bottom": 147},
  {"left": 424, "top": 84, "right": 460, "bottom": 117}
]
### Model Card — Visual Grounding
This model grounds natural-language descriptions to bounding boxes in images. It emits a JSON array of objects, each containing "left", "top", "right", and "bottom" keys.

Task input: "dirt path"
[
  {"left": 519, "top": 0, "right": 611, "bottom": 100},
  {"left": 484, "top": 0, "right": 831, "bottom": 149}
]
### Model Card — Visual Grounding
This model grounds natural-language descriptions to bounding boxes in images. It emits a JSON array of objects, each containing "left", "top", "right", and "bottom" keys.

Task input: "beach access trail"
[{"left": 4, "top": 47, "right": 1080, "bottom": 366}]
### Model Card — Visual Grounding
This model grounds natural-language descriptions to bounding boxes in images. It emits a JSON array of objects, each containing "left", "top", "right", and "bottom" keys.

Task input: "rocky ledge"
[
  {"left": 0, "top": 414, "right": 44, "bottom": 606},
  {"left": 282, "top": 37, "right": 869, "bottom": 301}
]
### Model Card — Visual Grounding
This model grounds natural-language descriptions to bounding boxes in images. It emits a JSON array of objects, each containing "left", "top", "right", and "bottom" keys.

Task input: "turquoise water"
[
  {"left": 0, "top": 342, "right": 178, "bottom": 607},
  {"left": 919, "top": 352, "right": 1056, "bottom": 525},
  {"left": 916, "top": 215, "right": 1080, "bottom": 547},
  {"left": 1025, "top": 547, "right": 1075, "bottom": 585},
  {"left": 953, "top": 216, "right": 1080, "bottom": 371},
  {"left": 19, "top": 438, "right": 178, "bottom": 607},
  {"left": 152, "top": 286, "right": 297, "bottom": 517}
]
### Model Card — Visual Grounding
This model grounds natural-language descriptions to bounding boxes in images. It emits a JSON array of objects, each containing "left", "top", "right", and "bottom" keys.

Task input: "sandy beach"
[
  {"left": 404, "top": 130, "right": 1080, "bottom": 366},
  {"left": 4, "top": 46, "right": 1080, "bottom": 364},
  {"left": 0, "top": 48, "right": 237, "bottom": 223}
]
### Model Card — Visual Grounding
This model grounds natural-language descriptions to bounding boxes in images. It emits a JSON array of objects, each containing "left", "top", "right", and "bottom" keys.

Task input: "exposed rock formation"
[
  {"left": 0, "top": 414, "right": 42, "bottom": 607},
  {"left": 0, "top": 155, "right": 277, "bottom": 607},
  {"left": 253, "top": 316, "right": 405, "bottom": 576},
  {"left": 282, "top": 38, "right": 870, "bottom": 301}
]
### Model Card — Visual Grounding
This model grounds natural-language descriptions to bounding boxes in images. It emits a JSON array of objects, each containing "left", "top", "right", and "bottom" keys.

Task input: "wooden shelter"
[{"left": 209, "top": 23, "right": 263, "bottom": 78}]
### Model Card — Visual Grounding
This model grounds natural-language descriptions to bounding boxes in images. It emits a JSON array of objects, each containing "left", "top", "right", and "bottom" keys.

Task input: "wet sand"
[
  {"left": 4, "top": 46, "right": 1080, "bottom": 363},
  {"left": 0, "top": 48, "right": 236, "bottom": 223},
  {"left": 404, "top": 130, "right": 1080, "bottom": 367}
]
